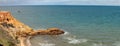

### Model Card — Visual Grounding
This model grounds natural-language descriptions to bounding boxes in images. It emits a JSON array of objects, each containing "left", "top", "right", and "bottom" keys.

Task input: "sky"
[{"left": 0, "top": 0, "right": 120, "bottom": 5}]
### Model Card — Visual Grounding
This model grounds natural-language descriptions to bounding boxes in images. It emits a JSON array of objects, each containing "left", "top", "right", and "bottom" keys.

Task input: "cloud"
[{"left": 0, "top": 0, "right": 120, "bottom": 5}]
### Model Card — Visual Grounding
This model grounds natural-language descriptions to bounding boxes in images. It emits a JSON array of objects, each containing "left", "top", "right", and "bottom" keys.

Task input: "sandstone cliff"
[{"left": 0, "top": 11, "right": 64, "bottom": 46}]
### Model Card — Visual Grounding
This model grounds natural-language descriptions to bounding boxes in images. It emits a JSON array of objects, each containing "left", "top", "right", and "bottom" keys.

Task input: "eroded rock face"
[
  {"left": 47, "top": 28, "right": 64, "bottom": 35},
  {"left": 0, "top": 11, "right": 64, "bottom": 46},
  {"left": 34, "top": 28, "right": 64, "bottom": 35}
]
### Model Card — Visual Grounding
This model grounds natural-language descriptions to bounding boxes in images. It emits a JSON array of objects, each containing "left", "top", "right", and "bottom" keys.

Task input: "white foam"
[
  {"left": 68, "top": 39, "right": 81, "bottom": 44},
  {"left": 113, "top": 41, "right": 120, "bottom": 46},
  {"left": 69, "top": 39, "right": 87, "bottom": 44},
  {"left": 61, "top": 31, "right": 88, "bottom": 44},
  {"left": 39, "top": 43, "right": 55, "bottom": 46},
  {"left": 63, "top": 31, "right": 69, "bottom": 35},
  {"left": 64, "top": 37, "right": 88, "bottom": 44},
  {"left": 62, "top": 31, "right": 69, "bottom": 36}
]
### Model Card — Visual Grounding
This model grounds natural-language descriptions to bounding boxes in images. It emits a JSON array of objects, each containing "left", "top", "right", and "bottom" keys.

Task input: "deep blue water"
[{"left": 0, "top": 5, "right": 120, "bottom": 46}]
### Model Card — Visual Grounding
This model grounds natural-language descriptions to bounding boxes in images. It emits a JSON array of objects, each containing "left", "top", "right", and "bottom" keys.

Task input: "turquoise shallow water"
[{"left": 0, "top": 5, "right": 120, "bottom": 46}]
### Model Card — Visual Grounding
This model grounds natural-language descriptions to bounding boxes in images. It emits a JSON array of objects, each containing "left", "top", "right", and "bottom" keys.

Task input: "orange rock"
[
  {"left": 47, "top": 28, "right": 64, "bottom": 35},
  {"left": 29, "top": 32, "right": 37, "bottom": 36},
  {"left": 0, "top": 11, "right": 65, "bottom": 46},
  {"left": 35, "top": 28, "right": 64, "bottom": 35}
]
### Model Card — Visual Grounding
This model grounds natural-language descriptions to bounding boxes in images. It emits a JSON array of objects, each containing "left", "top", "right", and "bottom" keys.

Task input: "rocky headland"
[{"left": 0, "top": 11, "right": 64, "bottom": 46}]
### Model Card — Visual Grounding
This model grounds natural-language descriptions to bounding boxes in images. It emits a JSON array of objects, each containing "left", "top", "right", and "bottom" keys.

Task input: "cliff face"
[
  {"left": 0, "top": 11, "right": 64, "bottom": 46},
  {"left": 0, "top": 27, "right": 15, "bottom": 46}
]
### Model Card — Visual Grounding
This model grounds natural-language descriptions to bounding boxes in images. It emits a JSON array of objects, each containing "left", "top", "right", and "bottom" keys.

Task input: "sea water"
[{"left": 0, "top": 5, "right": 120, "bottom": 46}]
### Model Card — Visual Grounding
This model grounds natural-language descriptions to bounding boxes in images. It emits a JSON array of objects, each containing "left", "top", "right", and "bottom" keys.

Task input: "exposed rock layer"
[{"left": 0, "top": 11, "right": 64, "bottom": 46}]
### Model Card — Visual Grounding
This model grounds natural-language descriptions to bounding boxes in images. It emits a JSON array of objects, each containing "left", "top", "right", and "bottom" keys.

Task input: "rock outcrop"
[{"left": 0, "top": 11, "right": 64, "bottom": 46}]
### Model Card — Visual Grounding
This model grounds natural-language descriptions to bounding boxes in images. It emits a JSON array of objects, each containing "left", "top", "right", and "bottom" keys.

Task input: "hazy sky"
[{"left": 0, "top": 0, "right": 120, "bottom": 5}]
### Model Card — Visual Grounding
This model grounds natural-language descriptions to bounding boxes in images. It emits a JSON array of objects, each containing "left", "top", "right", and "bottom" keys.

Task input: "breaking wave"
[
  {"left": 66, "top": 37, "right": 87, "bottom": 44},
  {"left": 62, "top": 31, "right": 88, "bottom": 44},
  {"left": 31, "top": 31, "right": 120, "bottom": 46}
]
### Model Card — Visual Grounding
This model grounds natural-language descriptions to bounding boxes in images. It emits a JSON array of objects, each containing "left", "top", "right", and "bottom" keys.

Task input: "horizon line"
[{"left": 0, "top": 4, "right": 120, "bottom": 6}]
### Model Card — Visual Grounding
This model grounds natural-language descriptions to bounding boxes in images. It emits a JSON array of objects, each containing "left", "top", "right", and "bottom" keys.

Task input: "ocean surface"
[{"left": 0, "top": 5, "right": 120, "bottom": 46}]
